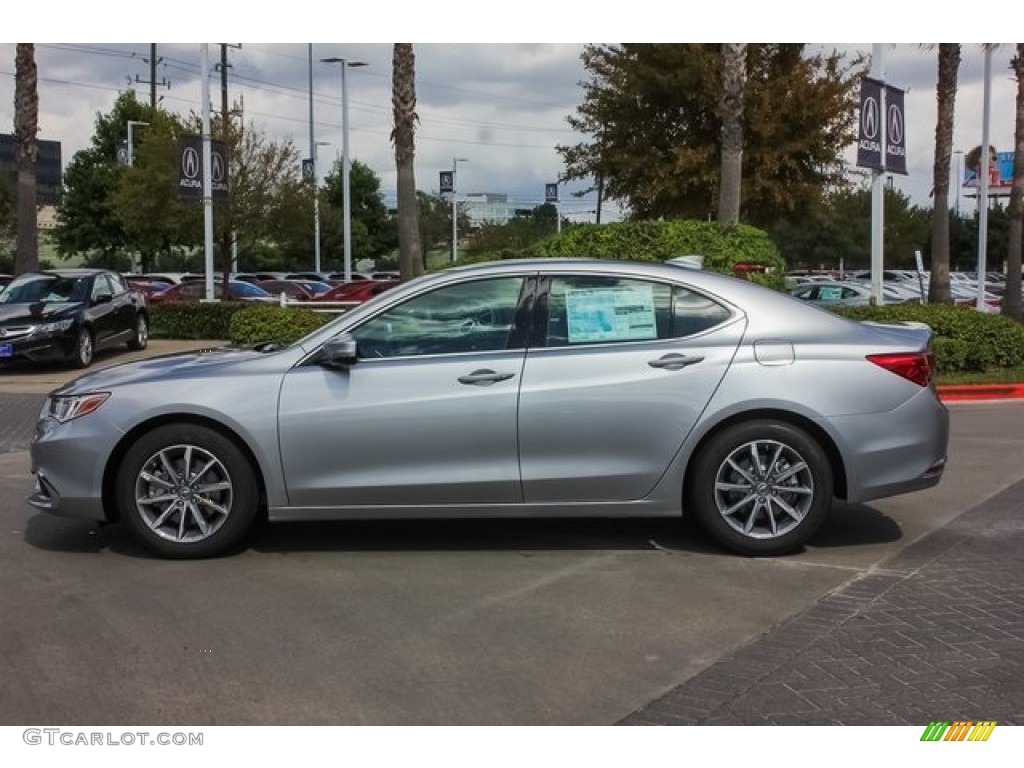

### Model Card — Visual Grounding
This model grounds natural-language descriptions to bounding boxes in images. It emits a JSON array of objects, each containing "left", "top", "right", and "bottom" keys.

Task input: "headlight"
[
  {"left": 32, "top": 318, "right": 75, "bottom": 335},
  {"left": 45, "top": 392, "right": 110, "bottom": 423}
]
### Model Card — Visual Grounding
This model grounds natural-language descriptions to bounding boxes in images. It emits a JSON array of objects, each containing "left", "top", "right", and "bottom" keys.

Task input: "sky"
[{"left": 2, "top": 7, "right": 1022, "bottom": 224}]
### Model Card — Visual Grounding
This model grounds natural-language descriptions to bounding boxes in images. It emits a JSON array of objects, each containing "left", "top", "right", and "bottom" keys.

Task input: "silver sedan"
[{"left": 28, "top": 259, "right": 949, "bottom": 559}]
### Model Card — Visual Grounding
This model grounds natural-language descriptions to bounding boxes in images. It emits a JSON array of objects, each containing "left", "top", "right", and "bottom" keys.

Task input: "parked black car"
[{"left": 0, "top": 269, "right": 148, "bottom": 368}]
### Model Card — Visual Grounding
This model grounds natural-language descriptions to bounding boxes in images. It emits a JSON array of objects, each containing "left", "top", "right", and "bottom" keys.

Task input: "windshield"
[
  {"left": 0, "top": 274, "right": 89, "bottom": 304},
  {"left": 232, "top": 281, "right": 271, "bottom": 297}
]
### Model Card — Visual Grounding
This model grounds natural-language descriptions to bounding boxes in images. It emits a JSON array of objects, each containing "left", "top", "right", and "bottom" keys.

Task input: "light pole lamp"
[
  {"left": 452, "top": 157, "right": 469, "bottom": 262},
  {"left": 321, "top": 57, "right": 367, "bottom": 282},
  {"left": 127, "top": 120, "right": 149, "bottom": 166}
]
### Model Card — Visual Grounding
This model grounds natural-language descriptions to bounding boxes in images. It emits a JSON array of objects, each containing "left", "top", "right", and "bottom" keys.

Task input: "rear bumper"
[{"left": 830, "top": 386, "right": 949, "bottom": 503}]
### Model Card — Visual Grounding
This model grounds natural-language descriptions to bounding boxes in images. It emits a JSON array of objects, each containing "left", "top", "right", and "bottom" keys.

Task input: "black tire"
[
  {"left": 688, "top": 420, "right": 832, "bottom": 556},
  {"left": 116, "top": 423, "right": 260, "bottom": 559},
  {"left": 127, "top": 313, "right": 148, "bottom": 351},
  {"left": 71, "top": 327, "right": 94, "bottom": 368}
]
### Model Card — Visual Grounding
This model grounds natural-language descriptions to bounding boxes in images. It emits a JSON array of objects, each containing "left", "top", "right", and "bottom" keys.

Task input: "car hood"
[
  {"left": 54, "top": 345, "right": 276, "bottom": 395},
  {"left": 0, "top": 302, "right": 82, "bottom": 324}
]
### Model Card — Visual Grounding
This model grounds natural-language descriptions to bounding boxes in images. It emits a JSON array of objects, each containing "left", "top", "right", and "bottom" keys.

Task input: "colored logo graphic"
[{"left": 920, "top": 721, "right": 997, "bottom": 742}]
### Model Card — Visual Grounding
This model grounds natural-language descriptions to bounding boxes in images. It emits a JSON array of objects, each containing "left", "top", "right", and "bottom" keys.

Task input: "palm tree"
[
  {"left": 391, "top": 44, "right": 423, "bottom": 280},
  {"left": 14, "top": 43, "right": 39, "bottom": 275},
  {"left": 717, "top": 43, "right": 746, "bottom": 225},
  {"left": 1004, "top": 44, "right": 1024, "bottom": 321},
  {"left": 928, "top": 44, "right": 960, "bottom": 305}
]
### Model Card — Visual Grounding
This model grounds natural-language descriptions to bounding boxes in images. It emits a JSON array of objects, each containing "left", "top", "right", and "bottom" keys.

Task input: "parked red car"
[
  {"left": 313, "top": 279, "right": 400, "bottom": 304},
  {"left": 149, "top": 280, "right": 274, "bottom": 304}
]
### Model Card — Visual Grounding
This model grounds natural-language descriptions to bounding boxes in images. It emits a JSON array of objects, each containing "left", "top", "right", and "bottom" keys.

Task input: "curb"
[{"left": 937, "top": 383, "right": 1024, "bottom": 402}]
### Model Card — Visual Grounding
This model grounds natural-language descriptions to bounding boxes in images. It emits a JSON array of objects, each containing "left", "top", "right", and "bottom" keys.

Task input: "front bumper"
[
  {"left": 0, "top": 331, "right": 76, "bottom": 363},
  {"left": 28, "top": 407, "right": 124, "bottom": 522}
]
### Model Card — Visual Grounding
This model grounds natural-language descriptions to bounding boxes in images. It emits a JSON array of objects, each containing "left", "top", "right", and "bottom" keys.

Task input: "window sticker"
[
  {"left": 819, "top": 286, "right": 842, "bottom": 300},
  {"left": 565, "top": 285, "right": 657, "bottom": 343}
]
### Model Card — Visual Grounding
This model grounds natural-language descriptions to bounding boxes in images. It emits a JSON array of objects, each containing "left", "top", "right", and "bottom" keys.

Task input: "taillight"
[{"left": 867, "top": 351, "right": 934, "bottom": 387}]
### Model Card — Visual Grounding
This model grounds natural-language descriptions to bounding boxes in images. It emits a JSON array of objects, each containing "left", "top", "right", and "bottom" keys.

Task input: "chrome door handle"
[
  {"left": 648, "top": 353, "right": 704, "bottom": 370},
  {"left": 458, "top": 369, "right": 515, "bottom": 386}
]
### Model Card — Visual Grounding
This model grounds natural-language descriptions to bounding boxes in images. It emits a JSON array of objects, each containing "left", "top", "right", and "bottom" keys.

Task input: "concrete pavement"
[{"left": 1, "top": 341, "right": 1022, "bottom": 725}]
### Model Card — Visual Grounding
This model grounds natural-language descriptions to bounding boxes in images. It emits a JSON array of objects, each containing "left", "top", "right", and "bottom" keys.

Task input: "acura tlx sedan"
[{"left": 27, "top": 258, "right": 949, "bottom": 559}]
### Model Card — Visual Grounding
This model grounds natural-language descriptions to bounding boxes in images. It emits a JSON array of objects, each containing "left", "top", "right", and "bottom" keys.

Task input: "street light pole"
[
  {"left": 954, "top": 149, "right": 964, "bottom": 217},
  {"left": 321, "top": 56, "right": 367, "bottom": 283},
  {"left": 452, "top": 156, "right": 468, "bottom": 262},
  {"left": 308, "top": 45, "right": 320, "bottom": 273},
  {"left": 127, "top": 120, "right": 149, "bottom": 166}
]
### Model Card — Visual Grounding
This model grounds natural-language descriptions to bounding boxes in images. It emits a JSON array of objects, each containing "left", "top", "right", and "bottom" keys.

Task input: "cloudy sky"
[{"left": 2, "top": 23, "right": 1020, "bottom": 222}]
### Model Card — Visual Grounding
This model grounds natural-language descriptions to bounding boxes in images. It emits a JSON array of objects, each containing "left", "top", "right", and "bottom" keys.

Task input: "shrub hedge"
[
  {"left": 525, "top": 220, "right": 787, "bottom": 290},
  {"left": 832, "top": 304, "right": 1024, "bottom": 373},
  {"left": 149, "top": 302, "right": 251, "bottom": 340},
  {"left": 228, "top": 305, "right": 334, "bottom": 346}
]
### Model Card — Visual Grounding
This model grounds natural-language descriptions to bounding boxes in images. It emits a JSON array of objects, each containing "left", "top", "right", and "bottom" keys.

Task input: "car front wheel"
[
  {"left": 116, "top": 424, "right": 260, "bottom": 559},
  {"left": 689, "top": 420, "right": 832, "bottom": 556}
]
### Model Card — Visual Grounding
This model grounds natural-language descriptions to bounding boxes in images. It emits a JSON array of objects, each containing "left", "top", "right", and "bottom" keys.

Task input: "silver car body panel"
[{"left": 28, "top": 258, "right": 948, "bottom": 527}]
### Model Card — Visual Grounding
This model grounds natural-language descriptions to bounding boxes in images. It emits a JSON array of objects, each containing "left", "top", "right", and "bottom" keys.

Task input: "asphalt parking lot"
[{"left": 0, "top": 344, "right": 1021, "bottom": 725}]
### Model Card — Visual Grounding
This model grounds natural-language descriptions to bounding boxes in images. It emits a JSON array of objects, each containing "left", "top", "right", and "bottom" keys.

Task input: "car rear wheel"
[
  {"left": 127, "top": 313, "right": 148, "bottom": 350},
  {"left": 71, "top": 327, "right": 94, "bottom": 368},
  {"left": 116, "top": 424, "right": 259, "bottom": 559},
  {"left": 689, "top": 420, "right": 832, "bottom": 556}
]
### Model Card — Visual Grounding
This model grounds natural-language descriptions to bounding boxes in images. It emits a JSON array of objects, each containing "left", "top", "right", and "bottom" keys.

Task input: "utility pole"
[
  {"left": 134, "top": 43, "right": 169, "bottom": 108},
  {"left": 218, "top": 44, "right": 241, "bottom": 290}
]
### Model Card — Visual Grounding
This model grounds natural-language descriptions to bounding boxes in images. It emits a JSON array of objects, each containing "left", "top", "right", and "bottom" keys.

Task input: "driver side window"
[{"left": 352, "top": 277, "right": 525, "bottom": 358}]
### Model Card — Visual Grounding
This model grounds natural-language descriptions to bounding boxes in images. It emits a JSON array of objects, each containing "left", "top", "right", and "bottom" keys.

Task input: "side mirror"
[
  {"left": 93, "top": 294, "right": 113, "bottom": 305},
  {"left": 320, "top": 333, "right": 358, "bottom": 369}
]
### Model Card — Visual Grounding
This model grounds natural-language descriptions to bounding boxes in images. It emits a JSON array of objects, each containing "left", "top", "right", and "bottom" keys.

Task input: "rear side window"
[{"left": 544, "top": 276, "right": 730, "bottom": 347}]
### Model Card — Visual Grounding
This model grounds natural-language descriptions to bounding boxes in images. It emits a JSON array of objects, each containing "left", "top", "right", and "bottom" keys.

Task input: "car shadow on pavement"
[
  {"left": 21, "top": 502, "right": 903, "bottom": 559},
  {"left": 807, "top": 500, "right": 904, "bottom": 548}
]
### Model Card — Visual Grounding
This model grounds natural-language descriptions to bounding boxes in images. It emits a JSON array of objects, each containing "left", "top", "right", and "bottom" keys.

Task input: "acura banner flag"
[
  {"left": 885, "top": 85, "right": 907, "bottom": 176},
  {"left": 178, "top": 135, "right": 229, "bottom": 200},
  {"left": 856, "top": 77, "right": 907, "bottom": 175}
]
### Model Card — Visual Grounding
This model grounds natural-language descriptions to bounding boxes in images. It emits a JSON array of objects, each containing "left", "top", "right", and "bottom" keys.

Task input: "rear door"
[{"left": 517, "top": 273, "right": 745, "bottom": 503}]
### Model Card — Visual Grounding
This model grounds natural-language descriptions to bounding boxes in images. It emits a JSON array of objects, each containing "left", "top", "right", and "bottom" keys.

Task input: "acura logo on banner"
[
  {"left": 885, "top": 86, "right": 907, "bottom": 176},
  {"left": 439, "top": 170, "right": 454, "bottom": 194},
  {"left": 178, "top": 135, "right": 230, "bottom": 199},
  {"left": 545, "top": 183, "right": 559, "bottom": 203},
  {"left": 856, "top": 78, "right": 884, "bottom": 171},
  {"left": 856, "top": 77, "right": 908, "bottom": 175}
]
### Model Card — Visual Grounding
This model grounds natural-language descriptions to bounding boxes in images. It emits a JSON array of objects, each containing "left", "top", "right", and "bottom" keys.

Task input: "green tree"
[
  {"left": 53, "top": 91, "right": 156, "bottom": 264},
  {"left": 110, "top": 109, "right": 200, "bottom": 268},
  {"left": 465, "top": 203, "right": 561, "bottom": 258},
  {"left": 322, "top": 159, "right": 397, "bottom": 264},
  {"left": 416, "top": 191, "right": 469, "bottom": 268},
  {"left": 0, "top": 175, "right": 14, "bottom": 261},
  {"left": 559, "top": 44, "right": 863, "bottom": 227},
  {"left": 770, "top": 187, "right": 931, "bottom": 271}
]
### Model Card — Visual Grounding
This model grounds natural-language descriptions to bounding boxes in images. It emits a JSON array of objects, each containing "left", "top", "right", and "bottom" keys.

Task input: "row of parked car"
[
  {"left": 125, "top": 270, "right": 400, "bottom": 306},
  {"left": 0, "top": 267, "right": 401, "bottom": 370},
  {"left": 787, "top": 269, "right": 1009, "bottom": 312}
]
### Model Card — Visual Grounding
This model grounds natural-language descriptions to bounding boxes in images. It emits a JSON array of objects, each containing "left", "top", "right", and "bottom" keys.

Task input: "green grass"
[{"left": 937, "top": 366, "right": 1024, "bottom": 386}]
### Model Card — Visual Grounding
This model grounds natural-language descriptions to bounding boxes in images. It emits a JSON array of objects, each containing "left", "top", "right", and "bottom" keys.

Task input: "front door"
[{"left": 277, "top": 276, "right": 528, "bottom": 508}]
